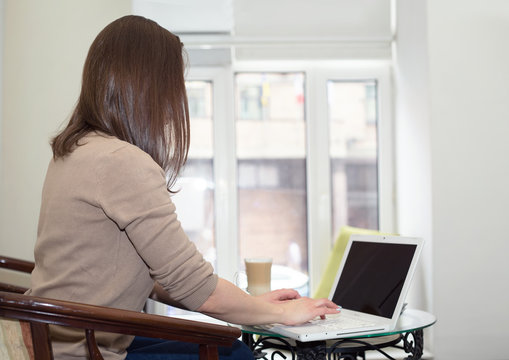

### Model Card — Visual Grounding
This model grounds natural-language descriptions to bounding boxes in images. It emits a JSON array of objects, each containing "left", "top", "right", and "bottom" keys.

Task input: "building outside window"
[
  {"left": 328, "top": 80, "right": 379, "bottom": 235},
  {"left": 235, "top": 72, "right": 308, "bottom": 282}
]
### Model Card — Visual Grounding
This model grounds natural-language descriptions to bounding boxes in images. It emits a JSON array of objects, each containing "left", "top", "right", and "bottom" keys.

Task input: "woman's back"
[{"left": 29, "top": 132, "right": 216, "bottom": 359}]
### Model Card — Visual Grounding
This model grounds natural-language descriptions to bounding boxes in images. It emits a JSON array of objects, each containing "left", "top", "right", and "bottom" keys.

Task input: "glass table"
[{"left": 241, "top": 309, "right": 436, "bottom": 360}]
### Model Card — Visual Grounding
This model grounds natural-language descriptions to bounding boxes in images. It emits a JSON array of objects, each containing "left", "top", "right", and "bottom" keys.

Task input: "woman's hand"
[
  {"left": 277, "top": 297, "right": 340, "bottom": 326},
  {"left": 198, "top": 278, "right": 340, "bottom": 326},
  {"left": 256, "top": 289, "right": 340, "bottom": 325}
]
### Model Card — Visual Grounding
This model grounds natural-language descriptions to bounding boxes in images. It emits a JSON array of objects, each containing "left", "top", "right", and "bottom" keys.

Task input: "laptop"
[{"left": 263, "top": 234, "right": 423, "bottom": 342}]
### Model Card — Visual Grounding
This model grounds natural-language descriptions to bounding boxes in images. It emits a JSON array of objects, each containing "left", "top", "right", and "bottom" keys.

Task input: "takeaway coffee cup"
[{"left": 244, "top": 257, "right": 272, "bottom": 296}]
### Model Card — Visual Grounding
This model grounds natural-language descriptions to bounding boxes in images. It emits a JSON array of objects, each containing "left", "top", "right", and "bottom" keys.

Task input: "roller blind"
[
  {"left": 234, "top": 0, "right": 391, "bottom": 40},
  {"left": 133, "top": 0, "right": 392, "bottom": 60}
]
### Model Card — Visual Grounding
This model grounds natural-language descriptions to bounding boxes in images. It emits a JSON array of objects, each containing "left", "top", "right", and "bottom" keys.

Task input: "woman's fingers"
[{"left": 281, "top": 297, "right": 341, "bottom": 325}]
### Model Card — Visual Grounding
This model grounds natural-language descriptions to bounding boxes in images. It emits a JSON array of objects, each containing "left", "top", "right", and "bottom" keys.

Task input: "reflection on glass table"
[{"left": 241, "top": 309, "right": 436, "bottom": 360}]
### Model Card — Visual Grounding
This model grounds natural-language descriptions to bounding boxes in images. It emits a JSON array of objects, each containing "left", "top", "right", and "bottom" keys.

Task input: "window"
[
  {"left": 154, "top": 63, "right": 393, "bottom": 315},
  {"left": 328, "top": 80, "right": 379, "bottom": 235},
  {"left": 172, "top": 80, "right": 216, "bottom": 266},
  {"left": 235, "top": 72, "right": 308, "bottom": 288}
]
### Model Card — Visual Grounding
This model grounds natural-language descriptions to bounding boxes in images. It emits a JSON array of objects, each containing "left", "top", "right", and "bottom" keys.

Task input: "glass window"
[
  {"left": 148, "top": 67, "right": 391, "bottom": 317},
  {"left": 171, "top": 80, "right": 216, "bottom": 267},
  {"left": 235, "top": 72, "right": 308, "bottom": 291},
  {"left": 328, "top": 80, "right": 379, "bottom": 236}
]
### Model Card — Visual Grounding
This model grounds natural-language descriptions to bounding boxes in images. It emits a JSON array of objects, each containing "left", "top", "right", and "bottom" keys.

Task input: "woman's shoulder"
[
  {"left": 80, "top": 132, "right": 154, "bottom": 164},
  {"left": 74, "top": 132, "right": 165, "bottom": 180},
  {"left": 81, "top": 133, "right": 169, "bottom": 213}
]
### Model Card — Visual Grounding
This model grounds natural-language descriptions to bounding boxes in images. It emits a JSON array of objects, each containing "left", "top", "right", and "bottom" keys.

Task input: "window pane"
[
  {"left": 235, "top": 72, "right": 308, "bottom": 293},
  {"left": 172, "top": 81, "right": 216, "bottom": 267},
  {"left": 328, "top": 80, "right": 379, "bottom": 236}
]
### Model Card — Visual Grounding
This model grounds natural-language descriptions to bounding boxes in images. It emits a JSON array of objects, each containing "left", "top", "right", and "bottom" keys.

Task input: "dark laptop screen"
[{"left": 331, "top": 241, "right": 417, "bottom": 319}]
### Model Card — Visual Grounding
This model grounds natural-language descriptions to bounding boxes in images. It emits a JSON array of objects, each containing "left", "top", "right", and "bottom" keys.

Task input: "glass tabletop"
[{"left": 241, "top": 309, "right": 436, "bottom": 340}]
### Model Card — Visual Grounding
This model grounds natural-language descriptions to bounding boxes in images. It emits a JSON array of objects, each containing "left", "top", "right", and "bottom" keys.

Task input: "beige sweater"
[{"left": 28, "top": 132, "right": 217, "bottom": 360}]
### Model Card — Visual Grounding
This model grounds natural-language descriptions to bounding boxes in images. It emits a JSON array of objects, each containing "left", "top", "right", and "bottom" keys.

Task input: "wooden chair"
[{"left": 0, "top": 256, "right": 241, "bottom": 360}]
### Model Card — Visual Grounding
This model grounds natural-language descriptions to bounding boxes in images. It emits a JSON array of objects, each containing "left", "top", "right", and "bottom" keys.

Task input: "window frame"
[
  {"left": 185, "top": 61, "right": 394, "bottom": 293},
  {"left": 307, "top": 62, "right": 395, "bottom": 291}
]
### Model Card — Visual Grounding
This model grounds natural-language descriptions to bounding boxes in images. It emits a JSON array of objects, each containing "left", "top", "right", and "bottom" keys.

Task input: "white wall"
[
  {"left": 397, "top": 0, "right": 509, "bottom": 358},
  {"left": 430, "top": 1, "right": 509, "bottom": 358},
  {"left": 0, "top": 0, "right": 130, "bottom": 259},
  {"left": 394, "top": 0, "right": 433, "bottom": 311},
  {"left": 0, "top": 0, "right": 3, "bottom": 180},
  {"left": 393, "top": 0, "right": 435, "bottom": 354}
]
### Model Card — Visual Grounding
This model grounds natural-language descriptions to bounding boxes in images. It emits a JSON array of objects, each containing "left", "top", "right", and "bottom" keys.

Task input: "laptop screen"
[{"left": 331, "top": 241, "right": 417, "bottom": 319}]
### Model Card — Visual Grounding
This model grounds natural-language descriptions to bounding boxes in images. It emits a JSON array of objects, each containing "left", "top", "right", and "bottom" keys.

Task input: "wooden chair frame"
[
  {"left": 0, "top": 255, "right": 34, "bottom": 294},
  {"left": 0, "top": 256, "right": 241, "bottom": 360}
]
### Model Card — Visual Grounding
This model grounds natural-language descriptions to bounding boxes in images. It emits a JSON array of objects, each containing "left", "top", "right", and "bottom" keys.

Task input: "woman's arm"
[
  {"left": 149, "top": 282, "right": 188, "bottom": 309},
  {"left": 197, "top": 278, "right": 340, "bottom": 326}
]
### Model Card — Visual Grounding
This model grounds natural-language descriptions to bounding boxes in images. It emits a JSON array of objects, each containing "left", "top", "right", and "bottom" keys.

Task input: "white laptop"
[{"left": 263, "top": 234, "right": 423, "bottom": 342}]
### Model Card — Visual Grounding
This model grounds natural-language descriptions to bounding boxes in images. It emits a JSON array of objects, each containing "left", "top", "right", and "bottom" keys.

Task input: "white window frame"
[
  {"left": 186, "top": 61, "right": 394, "bottom": 293},
  {"left": 306, "top": 61, "right": 395, "bottom": 291},
  {"left": 185, "top": 66, "right": 238, "bottom": 281}
]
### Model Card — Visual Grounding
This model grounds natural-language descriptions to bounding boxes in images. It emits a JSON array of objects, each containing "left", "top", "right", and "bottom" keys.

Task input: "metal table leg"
[{"left": 243, "top": 330, "right": 424, "bottom": 360}]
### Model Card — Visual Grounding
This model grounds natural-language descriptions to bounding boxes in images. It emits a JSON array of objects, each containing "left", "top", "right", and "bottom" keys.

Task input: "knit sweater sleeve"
[{"left": 94, "top": 143, "right": 217, "bottom": 311}]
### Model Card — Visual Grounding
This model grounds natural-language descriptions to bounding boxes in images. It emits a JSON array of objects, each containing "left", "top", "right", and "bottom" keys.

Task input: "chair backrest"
[
  {"left": 0, "top": 317, "right": 39, "bottom": 360},
  {"left": 0, "top": 255, "right": 34, "bottom": 294},
  {"left": 0, "top": 256, "right": 241, "bottom": 360},
  {"left": 0, "top": 255, "right": 43, "bottom": 359},
  {"left": 0, "top": 256, "right": 35, "bottom": 273}
]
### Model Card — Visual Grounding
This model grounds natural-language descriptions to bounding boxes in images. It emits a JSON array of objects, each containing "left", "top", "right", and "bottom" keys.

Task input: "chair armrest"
[{"left": 0, "top": 291, "right": 240, "bottom": 347}]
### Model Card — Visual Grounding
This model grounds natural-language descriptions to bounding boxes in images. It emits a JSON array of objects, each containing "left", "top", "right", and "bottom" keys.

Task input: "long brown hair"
[{"left": 51, "top": 15, "right": 190, "bottom": 191}]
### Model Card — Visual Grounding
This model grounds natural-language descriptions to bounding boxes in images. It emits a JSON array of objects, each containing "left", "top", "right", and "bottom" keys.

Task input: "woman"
[{"left": 28, "top": 15, "right": 339, "bottom": 360}]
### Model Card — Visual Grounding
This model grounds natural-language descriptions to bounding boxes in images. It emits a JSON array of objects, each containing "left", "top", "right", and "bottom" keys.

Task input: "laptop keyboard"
[
  {"left": 306, "top": 314, "right": 375, "bottom": 330},
  {"left": 254, "top": 314, "right": 375, "bottom": 333}
]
